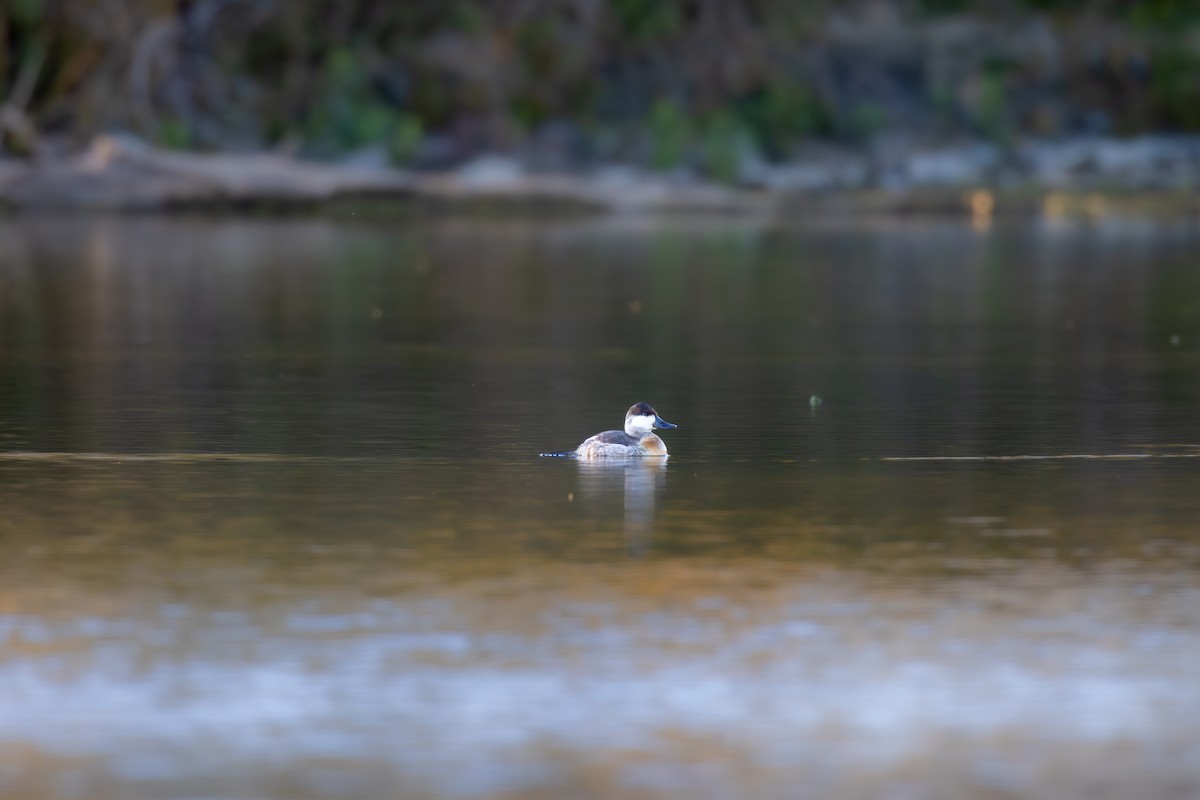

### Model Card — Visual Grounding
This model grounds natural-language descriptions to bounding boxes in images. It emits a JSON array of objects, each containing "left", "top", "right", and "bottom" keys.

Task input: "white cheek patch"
[{"left": 627, "top": 414, "right": 657, "bottom": 434}]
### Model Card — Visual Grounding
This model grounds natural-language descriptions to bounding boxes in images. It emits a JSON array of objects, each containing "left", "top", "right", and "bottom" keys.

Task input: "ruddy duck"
[{"left": 541, "top": 402, "right": 678, "bottom": 459}]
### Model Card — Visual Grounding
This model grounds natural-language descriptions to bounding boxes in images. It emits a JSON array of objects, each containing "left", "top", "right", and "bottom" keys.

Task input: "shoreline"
[{"left": 3, "top": 134, "right": 1200, "bottom": 220}]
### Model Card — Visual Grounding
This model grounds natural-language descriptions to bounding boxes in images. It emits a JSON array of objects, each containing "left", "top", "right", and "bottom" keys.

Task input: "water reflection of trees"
[{"left": 0, "top": 218, "right": 1198, "bottom": 458}]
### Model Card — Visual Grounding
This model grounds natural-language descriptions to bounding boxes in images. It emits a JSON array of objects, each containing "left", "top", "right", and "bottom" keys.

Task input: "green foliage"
[
  {"left": 510, "top": 94, "right": 549, "bottom": 129},
  {"left": 973, "top": 64, "right": 1015, "bottom": 144},
  {"left": 303, "top": 47, "right": 416, "bottom": 156},
  {"left": 448, "top": 2, "right": 487, "bottom": 33},
  {"left": 389, "top": 113, "right": 425, "bottom": 165},
  {"left": 1126, "top": 0, "right": 1200, "bottom": 28},
  {"left": 648, "top": 98, "right": 692, "bottom": 171},
  {"left": 1149, "top": 46, "right": 1200, "bottom": 130},
  {"left": 6, "top": 0, "right": 1200, "bottom": 160},
  {"left": 612, "top": 0, "right": 682, "bottom": 40},
  {"left": 1016, "top": 0, "right": 1079, "bottom": 11},
  {"left": 700, "top": 110, "right": 749, "bottom": 184},
  {"left": 514, "top": 17, "right": 559, "bottom": 77},
  {"left": 242, "top": 26, "right": 293, "bottom": 79},
  {"left": 646, "top": 101, "right": 762, "bottom": 183},
  {"left": 847, "top": 103, "right": 889, "bottom": 141},
  {"left": 918, "top": 0, "right": 970, "bottom": 13},
  {"left": 156, "top": 118, "right": 191, "bottom": 150},
  {"left": 10, "top": 0, "right": 45, "bottom": 25},
  {"left": 929, "top": 82, "right": 957, "bottom": 128},
  {"left": 739, "top": 82, "right": 828, "bottom": 156}
]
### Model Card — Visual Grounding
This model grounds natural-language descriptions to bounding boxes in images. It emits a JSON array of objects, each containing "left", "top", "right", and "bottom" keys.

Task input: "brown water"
[{"left": 1, "top": 217, "right": 1199, "bottom": 799}]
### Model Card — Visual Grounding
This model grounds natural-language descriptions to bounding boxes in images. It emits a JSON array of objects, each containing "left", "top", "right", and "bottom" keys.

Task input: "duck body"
[{"left": 575, "top": 429, "right": 669, "bottom": 458}]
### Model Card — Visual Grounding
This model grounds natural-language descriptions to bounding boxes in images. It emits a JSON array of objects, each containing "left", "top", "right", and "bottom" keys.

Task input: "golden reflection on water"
[{"left": 2, "top": 456, "right": 1199, "bottom": 799}]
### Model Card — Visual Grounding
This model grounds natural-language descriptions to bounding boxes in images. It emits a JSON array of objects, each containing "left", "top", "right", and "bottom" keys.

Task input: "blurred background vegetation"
[{"left": 2, "top": 0, "right": 1200, "bottom": 173}]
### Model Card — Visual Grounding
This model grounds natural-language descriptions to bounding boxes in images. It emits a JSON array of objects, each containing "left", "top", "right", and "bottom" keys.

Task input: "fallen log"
[
  {"left": 0, "top": 135, "right": 773, "bottom": 215},
  {"left": 0, "top": 135, "right": 416, "bottom": 211}
]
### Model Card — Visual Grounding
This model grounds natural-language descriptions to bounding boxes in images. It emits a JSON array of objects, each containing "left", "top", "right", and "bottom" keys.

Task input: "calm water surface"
[{"left": 1, "top": 217, "right": 1199, "bottom": 799}]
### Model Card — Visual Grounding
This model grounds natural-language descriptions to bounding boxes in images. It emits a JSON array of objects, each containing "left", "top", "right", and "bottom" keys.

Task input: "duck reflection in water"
[{"left": 575, "top": 458, "right": 668, "bottom": 556}]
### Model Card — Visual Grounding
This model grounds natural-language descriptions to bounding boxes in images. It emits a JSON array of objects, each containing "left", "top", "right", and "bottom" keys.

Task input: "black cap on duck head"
[
  {"left": 627, "top": 402, "right": 656, "bottom": 418},
  {"left": 624, "top": 402, "right": 678, "bottom": 434}
]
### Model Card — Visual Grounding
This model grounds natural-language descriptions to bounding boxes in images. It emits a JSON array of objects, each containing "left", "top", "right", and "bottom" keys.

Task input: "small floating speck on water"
[{"left": 809, "top": 395, "right": 822, "bottom": 408}]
